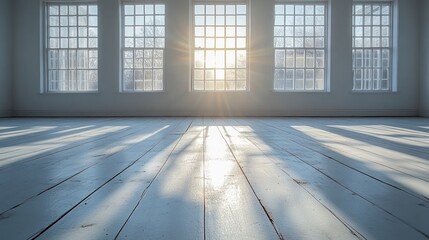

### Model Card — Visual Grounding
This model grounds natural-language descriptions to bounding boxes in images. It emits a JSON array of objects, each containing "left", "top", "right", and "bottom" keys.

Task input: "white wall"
[
  {"left": 0, "top": 0, "right": 12, "bottom": 117},
  {"left": 11, "top": 0, "right": 421, "bottom": 117},
  {"left": 420, "top": 0, "right": 429, "bottom": 117}
]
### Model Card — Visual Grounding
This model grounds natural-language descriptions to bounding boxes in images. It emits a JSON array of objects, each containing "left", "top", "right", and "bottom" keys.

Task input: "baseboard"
[
  {"left": 0, "top": 110, "right": 11, "bottom": 118},
  {"left": 419, "top": 110, "right": 429, "bottom": 117},
  {"left": 13, "top": 109, "right": 418, "bottom": 117}
]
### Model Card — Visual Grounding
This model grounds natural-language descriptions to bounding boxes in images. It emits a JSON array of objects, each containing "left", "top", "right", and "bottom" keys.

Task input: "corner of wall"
[
  {"left": 419, "top": 0, "right": 429, "bottom": 117},
  {"left": 8, "top": 0, "right": 14, "bottom": 117},
  {"left": 0, "top": 0, "right": 13, "bottom": 117},
  {"left": 420, "top": 111, "right": 429, "bottom": 117}
]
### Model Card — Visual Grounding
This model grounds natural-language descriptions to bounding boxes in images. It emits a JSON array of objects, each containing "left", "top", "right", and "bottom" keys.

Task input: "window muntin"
[
  {"left": 352, "top": 1, "right": 392, "bottom": 91},
  {"left": 274, "top": 3, "right": 327, "bottom": 92},
  {"left": 192, "top": 3, "right": 248, "bottom": 91},
  {"left": 45, "top": 3, "right": 98, "bottom": 92},
  {"left": 122, "top": 4, "right": 165, "bottom": 92}
]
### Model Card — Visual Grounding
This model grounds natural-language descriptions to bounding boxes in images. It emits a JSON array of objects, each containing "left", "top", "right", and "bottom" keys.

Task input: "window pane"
[
  {"left": 352, "top": 2, "right": 392, "bottom": 91},
  {"left": 46, "top": 3, "right": 98, "bottom": 92},
  {"left": 121, "top": 4, "right": 165, "bottom": 92},
  {"left": 274, "top": 3, "right": 326, "bottom": 91},
  {"left": 192, "top": 4, "right": 248, "bottom": 91}
]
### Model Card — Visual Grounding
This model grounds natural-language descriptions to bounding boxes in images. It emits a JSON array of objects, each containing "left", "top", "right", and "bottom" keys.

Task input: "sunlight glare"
[{"left": 206, "top": 131, "right": 233, "bottom": 189}]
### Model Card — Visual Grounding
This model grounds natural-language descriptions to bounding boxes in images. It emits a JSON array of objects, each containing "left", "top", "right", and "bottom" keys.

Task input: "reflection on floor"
[{"left": 0, "top": 117, "right": 428, "bottom": 240}]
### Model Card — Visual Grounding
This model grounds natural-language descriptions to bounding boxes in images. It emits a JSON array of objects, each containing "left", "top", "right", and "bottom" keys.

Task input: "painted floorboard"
[
  {"left": 37, "top": 135, "right": 182, "bottom": 240},
  {"left": 232, "top": 120, "right": 428, "bottom": 239},
  {"left": 257, "top": 118, "right": 429, "bottom": 200},
  {"left": 115, "top": 121, "right": 204, "bottom": 240},
  {"left": 204, "top": 124, "right": 279, "bottom": 240},
  {"left": 0, "top": 118, "right": 174, "bottom": 213},
  {"left": 218, "top": 124, "right": 361, "bottom": 240},
  {"left": 0, "top": 119, "right": 185, "bottom": 239},
  {"left": 0, "top": 117, "right": 427, "bottom": 240}
]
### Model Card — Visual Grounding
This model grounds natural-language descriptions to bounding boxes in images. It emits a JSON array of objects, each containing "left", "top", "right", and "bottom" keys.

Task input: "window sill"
[
  {"left": 351, "top": 90, "right": 397, "bottom": 94},
  {"left": 42, "top": 91, "right": 99, "bottom": 94},
  {"left": 272, "top": 90, "right": 331, "bottom": 93},
  {"left": 119, "top": 91, "right": 165, "bottom": 94}
]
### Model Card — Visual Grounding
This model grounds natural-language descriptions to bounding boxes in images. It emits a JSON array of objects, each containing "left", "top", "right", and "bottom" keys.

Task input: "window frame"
[
  {"left": 273, "top": 1, "right": 329, "bottom": 93},
  {"left": 120, "top": 2, "right": 166, "bottom": 92},
  {"left": 352, "top": 0, "right": 394, "bottom": 92},
  {"left": 190, "top": 1, "right": 250, "bottom": 92},
  {"left": 42, "top": 1, "right": 99, "bottom": 93}
]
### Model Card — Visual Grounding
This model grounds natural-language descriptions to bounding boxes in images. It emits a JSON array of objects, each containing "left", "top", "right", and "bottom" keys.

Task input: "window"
[
  {"left": 192, "top": 3, "right": 248, "bottom": 91},
  {"left": 122, "top": 4, "right": 165, "bottom": 92},
  {"left": 274, "top": 3, "right": 327, "bottom": 92},
  {"left": 352, "top": 1, "right": 392, "bottom": 91},
  {"left": 45, "top": 3, "right": 98, "bottom": 92}
]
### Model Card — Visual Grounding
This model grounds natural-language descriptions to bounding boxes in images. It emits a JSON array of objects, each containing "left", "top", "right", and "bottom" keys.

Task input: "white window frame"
[
  {"left": 273, "top": 1, "right": 328, "bottom": 92},
  {"left": 42, "top": 1, "right": 99, "bottom": 93},
  {"left": 120, "top": 2, "right": 166, "bottom": 92},
  {"left": 352, "top": 0, "right": 393, "bottom": 92},
  {"left": 191, "top": 1, "right": 250, "bottom": 92}
]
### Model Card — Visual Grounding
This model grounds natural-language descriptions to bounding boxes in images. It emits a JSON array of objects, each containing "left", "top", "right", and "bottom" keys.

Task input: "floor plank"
[
  {"left": 204, "top": 123, "right": 279, "bottom": 240},
  {"left": 217, "top": 123, "right": 361, "bottom": 240},
  {"left": 115, "top": 120, "right": 204, "bottom": 240},
  {"left": 0, "top": 117, "right": 427, "bottom": 240},
  {"left": 231, "top": 119, "right": 428, "bottom": 239},
  {"left": 37, "top": 135, "right": 182, "bottom": 240},
  {"left": 0, "top": 119, "right": 185, "bottom": 239},
  {"left": 257, "top": 118, "right": 429, "bottom": 200},
  {"left": 0, "top": 118, "right": 174, "bottom": 213},
  {"left": 0, "top": 118, "right": 119, "bottom": 164}
]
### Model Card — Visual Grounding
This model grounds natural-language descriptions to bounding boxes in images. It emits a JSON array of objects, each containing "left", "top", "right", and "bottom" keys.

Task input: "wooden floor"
[{"left": 0, "top": 117, "right": 428, "bottom": 240}]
